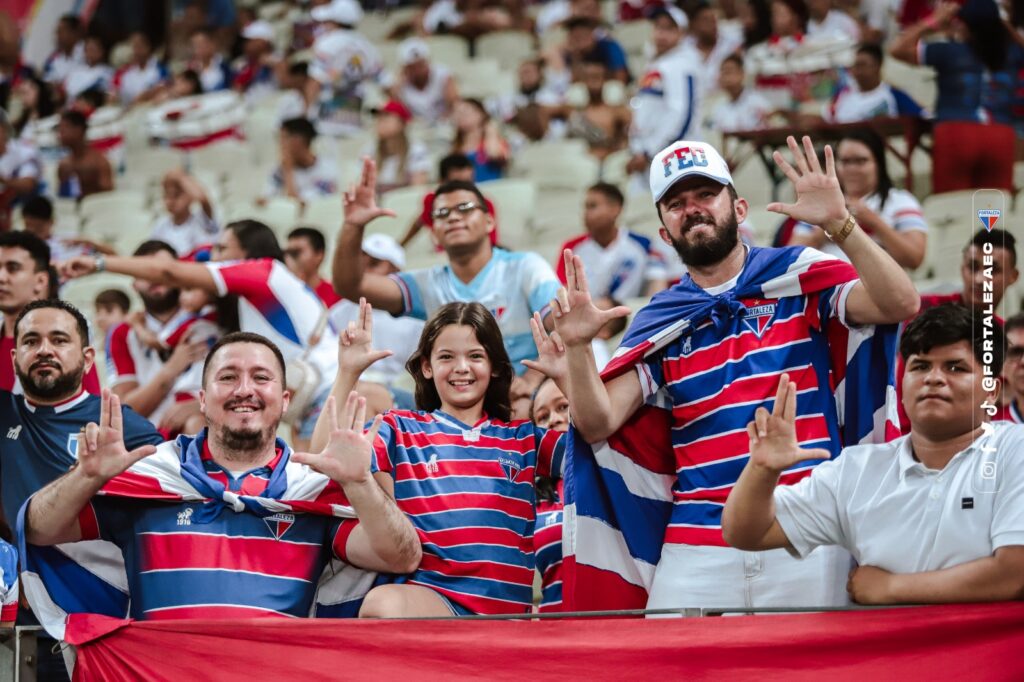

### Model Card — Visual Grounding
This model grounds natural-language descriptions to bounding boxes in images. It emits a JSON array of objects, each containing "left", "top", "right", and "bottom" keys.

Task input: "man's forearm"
[
  {"left": 332, "top": 221, "right": 368, "bottom": 298},
  {"left": 26, "top": 467, "right": 106, "bottom": 546},
  {"left": 722, "top": 462, "right": 785, "bottom": 550},
  {"left": 834, "top": 223, "right": 919, "bottom": 319},
  {"left": 886, "top": 552, "right": 1024, "bottom": 604},
  {"left": 564, "top": 343, "right": 615, "bottom": 442},
  {"left": 341, "top": 477, "right": 420, "bottom": 573}
]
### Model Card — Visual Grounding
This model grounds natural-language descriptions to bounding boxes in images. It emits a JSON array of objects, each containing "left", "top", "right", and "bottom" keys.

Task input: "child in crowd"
[
  {"left": 93, "top": 288, "right": 130, "bottom": 351},
  {"left": 150, "top": 168, "right": 219, "bottom": 256},
  {"left": 0, "top": 536, "right": 17, "bottom": 628},
  {"left": 308, "top": 300, "right": 566, "bottom": 617},
  {"left": 707, "top": 54, "right": 774, "bottom": 133},
  {"left": 530, "top": 376, "right": 570, "bottom": 613}
]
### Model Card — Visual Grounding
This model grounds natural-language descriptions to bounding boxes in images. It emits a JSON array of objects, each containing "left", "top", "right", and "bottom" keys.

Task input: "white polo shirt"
[{"left": 774, "top": 422, "right": 1024, "bottom": 573}]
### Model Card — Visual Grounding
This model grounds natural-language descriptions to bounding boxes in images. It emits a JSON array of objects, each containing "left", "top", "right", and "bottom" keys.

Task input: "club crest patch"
[
  {"left": 741, "top": 303, "right": 776, "bottom": 338},
  {"left": 264, "top": 513, "right": 295, "bottom": 540},
  {"left": 67, "top": 434, "right": 79, "bottom": 458},
  {"left": 497, "top": 456, "right": 521, "bottom": 482},
  {"left": 978, "top": 209, "right": 1000, "bottom": 232}
]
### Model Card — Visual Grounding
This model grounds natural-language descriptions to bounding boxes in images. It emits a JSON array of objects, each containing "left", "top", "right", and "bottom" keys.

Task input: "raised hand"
[
  {"left": 746, "top": 375, "right": 830, "bottom": 473},
  {"left": 551, "top": 250, "right": 630, "bottom": 348},
  {"left": 343, "top": 157, "right": 398, "bottom": 229},
  {"left": 522, "top": 311, "right": 568, "bottom": 382},
  {"left": 78, "top": 389, "right": 158, "bottom": 482},
  {"left": 339, "top": 297, "right": 393, "bottom": 376},
  {"left": 766, "top": 136, "right": 848, "bottom": 230},
  {"left": 59, "top": 256, "right": 98, "bottom": 280},
  {"left": 291, "top": 392, "right": 382, "bottom": 486}
]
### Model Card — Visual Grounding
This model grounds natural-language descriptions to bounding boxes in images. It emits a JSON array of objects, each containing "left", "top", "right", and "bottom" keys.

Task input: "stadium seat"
[
  {"left": 511, "top": 141, "right": 599, "bottom": 191},
  {"left": 452, "top": 61, "right": 517, "bottom": 100},
  {"left": 480, "top": 178, "right": 537, "bottom": 249},
  {"left": 881, "top": 59, "right": 937, "bottom": 115},
  {"left": 187, "top": 141, "right": 253, "bottom": 180},
  {"left": 378, "top": 186, "right": 430, "bottom": 240},
  {"left": 743, "top": 207, "right": 787, "bottom": 248},
  {"left": 127, "top": 146, "right": 187, "bottom": 179},
  {"left": 922, "top": 190, "right": 978, "bottom": 232},
  {"left": 922, "top": 223, "right": 967, "bottom": 281},
  {"left": 539, "top": 27, "right": 567, "bottom": 50},
  {"left": 613, "top": 21, "right": 650, "bottom": 57},
  {"left": 61, "top": 273, "right": 142, "bottom": 324},
  {"left": 731, "top": 158, "right": 776, "bottom": 210},
  {"left": 532, "top": 188, "right": 585, "bottom": 242},
  {"left": 475, "top": 31, "right": 537, "bottom": 65},
  {"left": 80, "top": 210, "right": 156, "bottom": 256},
  {"left": 424, "top": 35, "right": 471, "bottom": 65},
  {"left": 223, "top": 167, "right": 272, "bottom": 203},
  {"left": 599, "top": 149, "right": 632, "bottom": 186},
  {"left": 79, "top": 191, "right": 148, "bottom": 224},
  {"left": 225, "top": 197, "right": 301, "bottom": 240},
  {"left": 303, "top": 195, "right": 342, "bottom": 235}
]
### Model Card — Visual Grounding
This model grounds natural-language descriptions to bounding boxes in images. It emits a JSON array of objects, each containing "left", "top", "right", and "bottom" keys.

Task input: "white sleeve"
[{"left": 773, "top": 456, "right": 849, "bottom": 558}]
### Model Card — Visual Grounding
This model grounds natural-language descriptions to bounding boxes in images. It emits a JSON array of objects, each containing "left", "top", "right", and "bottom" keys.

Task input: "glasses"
[
  {"left": 432, "top": 201, "right": 483, "bottom": 221},
  {"left": 1008, "top": 345, "right": 1024, "bottom": 361}
]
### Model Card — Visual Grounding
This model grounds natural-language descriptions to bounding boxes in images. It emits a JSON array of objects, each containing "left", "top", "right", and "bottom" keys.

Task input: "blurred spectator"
[
  {"left": 150, "top": 169, "right": 219, "bottom": 256},
  {"left": 400, "top": 153, "right": 500, "bottom": 248},
  {"left": 388, "top": 38, "right": 459, "bottom": 125},
  {"left": 563, "top": 16, "right": 631, "bottom": 84},
  {"left": 420, "top": 0, "right": 516, "bottom": 37},
  {"left": 260, "top": 117, "right": 338, "bottom": 205},
  {"left": 232, "top": 20, "right": 279, "bottom": 98},
  {"left": 546, "top": 59, "right": 630, "bottom": 161},
  {"left": 10, "top": 75, "right": 57, "bottom": 142},
  {"left": 556, "top": 182, "right": 668, "bottom": 300},
  {"left": 1001, "top": 313, "right": 1024, "bottom": 423},
  {"left": 0, "top": 117, "right": 42, "bottom": 230},
  {"left": 495, "top": 57, "right": 570, "bottom": 133},
  {"left": 536, "top": 0, "right": 573, "bottom": 34},
  {"left": 684, "top": 2, "right": 747, "bottom": 98},
  {"left": 93, "top": 288, "right": 131, "bottom": 350},
  {"left": 619, "top": 0, "right": 669, "bottom": 22},
  {"left": 857, "top": 0, "right": 899, "bottom": 43},
  {"left": 890, "top": 0, "right": 1015, "bottom": 193},
  {"left": 42, "top": 14, "right": 85, "bottom": 86},
  {"left": 63, "top": 35, "right": 114, "bottom": 103},
  {"left": 56, "top": 110, "right": 114, "bottom": 199},
  {"left": 789, "top": 129, "right": 927, "bottom": 270},
  {"left": 740, "top": 0, "right": 774, "bottom": 48},
  {"left": 285, "top": 227, "right": 341, "bottom": 307},
  {"left": 365, "top": 100, "right": 431, "bottom": 191},
  {"left": 806, "top": 0, "right": 862, "bottom": 39},
  {"left": 276, "top": 61, "right": 319, "bottom": 123},
  {"left": 0, "top": 14, "right": 32, "bottom": 113},
  {"left": 745, "top": 0, "right": 812, "bottom": 109},
  {"left": 708, "top": 54, "right": 774, "bottom": 132},
  {"left": 0, "top": 232, "right": 101, "bottom": 394},
  {"left": 818, "top": 43, "right": 923, "bottom": 123},
  {"left": 452, "top": 98, "right": 509, "bottom": 182},
  {"left": 107, "top": 240, "right": 208, "bottom": 433},
  {"left": 327, "top": 234, "right": 424, "bottom": 409},
  {"left": 21, "top": 196, "right": 113, "bottom": 263},
  {"left": 919, "top": 228, "right": 1018, "bottom": 313},
  {"left": 627, "top": 6, "right": 701, "bottom": 173},
  {"left": 308, "top": 0, "right": 383, "bottom": 137},
  {"left": 188, "top": 28, "right": 232, "bottom": 92},
  {"left": 113, "top": 32, "right": 170, "bottom": 106}
]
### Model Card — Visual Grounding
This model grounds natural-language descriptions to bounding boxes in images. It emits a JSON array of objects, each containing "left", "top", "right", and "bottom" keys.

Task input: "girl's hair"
[
  {"left": 837, "top": 128, "right": 893, "bottom": 210},
  {"left": 376, "top": 117, "right": 410, "bottom": 182},
  {"left": 959, "top": 1, "right": 1009, "bottom": 72},
  {"left": 226, "top": 219, "right": 285, "bottom": 261},
  {"left": 406, "top": 302, "right": 514, "bottom": 422},
  {"left": 453, "top": 98, "right": 489, "bottom": 151}
]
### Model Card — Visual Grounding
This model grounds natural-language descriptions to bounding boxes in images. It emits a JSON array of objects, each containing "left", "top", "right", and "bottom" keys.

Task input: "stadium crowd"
[{"left": 0, "top": 0, "right": 1023, "bottom": 677}]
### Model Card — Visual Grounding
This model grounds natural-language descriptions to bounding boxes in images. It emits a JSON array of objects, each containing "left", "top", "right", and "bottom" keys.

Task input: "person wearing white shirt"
[
  {"left": 113, "top": 32, "right": 169, "bottom": 106},
  {"left": 63, "top": 35, "right": 114, "bottom": 101},
  {"left": 723, "top": 303, "right": 1024, "bottom": 605},
  {"left": 150, "top": 169, "right": 219, "bottom": 256},
  {"left": 683, "top": 2, "right": 747, "bottom": 98},
  {"left": 261, "top": 117, "right": 338, "bottom": 205},
  {"left": 708, "top": 54, "right": 774, "bottom": 133},
  {"left": 386, "top": 39, "right": 459, "bottom": 125},
  {"left": 818, "top": 44, "right": 923, "bottom": 124},
  {"left": 42, "top": 15, "right": 85, "bottom": 85},
  {"left": 806, "top": 0, "right": 861, "bottom": 41}
]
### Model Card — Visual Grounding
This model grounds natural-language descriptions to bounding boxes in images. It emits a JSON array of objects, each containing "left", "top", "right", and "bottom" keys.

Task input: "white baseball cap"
[
  {"left": 398, "top": 38, "right": 430, "bottom": 65},
  {"left": 648, "top": 5, "right": 688, "bottom": 28},
  {"left": 649, "top": 140, "right": 733, "bottom": 203},
  {"left": 311, "top": 0, "right": 363, "bottom": 26},
  {"left": 241, "top": 20, "right": 275, "bottom": 42},
  {"left": 362, "top": 233, "right": 406, "bottom": 269}
]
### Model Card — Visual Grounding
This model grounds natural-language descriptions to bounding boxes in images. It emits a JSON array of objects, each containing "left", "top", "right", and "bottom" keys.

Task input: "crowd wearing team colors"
[{"left": 1, "top": 2, "right": 1024, "bottom": 675}]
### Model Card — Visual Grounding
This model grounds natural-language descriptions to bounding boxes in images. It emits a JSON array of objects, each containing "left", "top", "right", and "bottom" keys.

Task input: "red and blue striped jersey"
[
  {"left": 372, "top": 409, "right": 566, "bottom": 615},
  {"left": 78, "top": 441, "right": 354, "bottom": 620},
  {"left": 636, "top": 280, "right": 856, "bottom": 547},
  {"left": 534, "top": 501, "right": 564, "bottom": 612}
]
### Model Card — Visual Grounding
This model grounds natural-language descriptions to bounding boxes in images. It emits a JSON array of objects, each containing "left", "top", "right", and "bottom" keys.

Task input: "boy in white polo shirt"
[{"left": 723, "top": 303, "right": 1024, "bottom": 605}]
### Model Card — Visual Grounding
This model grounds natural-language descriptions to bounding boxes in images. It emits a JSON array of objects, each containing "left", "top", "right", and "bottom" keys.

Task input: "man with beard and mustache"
[
  {"left": 552, "top": 136, "right": 920, "bottom": 610},
  {"left": 107, "top": 240, "right": 209, "bottom": 435},
  {"left": 0, "top": 232, "right": 100, "bottom": 394},
  {"left": 0, "top": 299, "right": 162, "bottom": 528}
]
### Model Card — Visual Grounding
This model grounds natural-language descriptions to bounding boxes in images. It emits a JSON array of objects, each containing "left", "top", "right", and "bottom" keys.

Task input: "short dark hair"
[
  {"left": 588, "top": 182, "right": 624, "bottom": 206},
  {"left": 1005, "top": 312, "right": 1024, "bottom": 336},
  {"left": 288, "top": 61, "right": 309, "bottom": 78},
  {"left": 14, "top": 299, "right": 91, "bottom": 347},
  {"left": 202, "top": 331, "right": 287, "bottom": 386},
  {"left": 226, "top": 220, "right": 284, "bottom": 261},
  {"left": 59, "top": 14, "right": 82, "bottom": 31},
  {"left": 74, "top": 87, "right": 107, "bottom": 110},
  {"left": 856, "top": 42, "right": 885, "bottom": 65},
  {"left": 431, "top": 180, "right": 490, "bottom": 214},
  {"left": 565, "top": 15, "right": 601, "bottom": 31},
  {"left": 439, "top": 153, "right": 474, "bottom": 179},
  {"left": 47, "top": 265, "right": 59, "bottom": 299},
  {"left": 0, "top": 231, "right": 50, "bottom": 272},
  {"left": 722, "top": 53, "right": 744, "bottom": 70},
  {"left": 287, "top": 227, "right": 326, "bottom": 253},
  {"left": 685, "top": 1, "right": 714, "bottom": 22},
  {"left": 21, "top": 195, "right": 53, "bottom": 222},
  {"left": 179, "top": 69, "right": 203, "bottom": 95},
  {"left": 406, "top": 302, "right": 513, "bottom": 421},
  {"left": 60, "top": 109, "right": 88, "bottom": 131},
  {"left": 95, "top": 288, "right": 131, "bottom": 313},
  {"left": 281, "top": 117, "right": 317, "bottom": 145},
  {"left": 899, "top": 303, "right": 1005, "bottom": 375},
  {"left": 968, "top": 228, "right": 1017, "bottom": 268},
  {"left": 134, "top": 239, "right": 178, "bottom": 259}
]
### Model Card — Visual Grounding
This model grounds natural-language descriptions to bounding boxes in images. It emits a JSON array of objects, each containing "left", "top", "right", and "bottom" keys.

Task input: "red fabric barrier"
[{"left": 65, "top": 602, "right": 1024, "bottom": 681}]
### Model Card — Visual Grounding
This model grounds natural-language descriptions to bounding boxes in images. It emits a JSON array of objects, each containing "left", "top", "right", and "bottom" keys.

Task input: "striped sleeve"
[
  {"left": 534, "top": 426, "right": 567, "bottom": 478},
  {"left": 330, "top": 519, "right": 360, "bottom": 562},
  {"left": 371, "top": 414, "right": 399, "bottom": 474},
  {"left": 885, "top": 191, "right": 928, "bottom": 233},
  {"left": 205, "top": 259, "right": 275, "bottom": 299},
  {"left": 389, "top": 271, "right": 428, "bottom": 319},
  {"left": 106, "top": 323, "right": 137, "bottom": 385}
]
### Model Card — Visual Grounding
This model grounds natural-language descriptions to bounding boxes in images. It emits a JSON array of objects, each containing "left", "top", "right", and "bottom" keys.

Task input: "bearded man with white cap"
[
  {"left": 308, "top": 0, "right": 382, "bottom": 136},
  {"left": 386, "top": 38, "right": 459, "bottom": 125},
  {"left": 553, "top": 136, "right": 920, "bottom": 610}
]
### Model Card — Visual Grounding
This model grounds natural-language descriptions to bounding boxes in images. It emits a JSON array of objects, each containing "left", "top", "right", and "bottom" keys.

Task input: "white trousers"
[{"left": 646, "top": 544, "right": 852, "bottom": 613}]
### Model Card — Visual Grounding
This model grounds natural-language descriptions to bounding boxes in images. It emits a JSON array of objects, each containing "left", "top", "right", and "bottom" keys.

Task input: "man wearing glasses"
[
  {"left": 999, "top": 314, "right": 1024, "bottom": 423},
  {"left": 333, "top": 158, "right": 562, "bottom": 418}
]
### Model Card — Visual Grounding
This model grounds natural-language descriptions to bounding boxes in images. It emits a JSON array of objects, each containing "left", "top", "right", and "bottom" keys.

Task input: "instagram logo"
[{"left": 981, "top": 462, "right": 997, "bottom": 480}]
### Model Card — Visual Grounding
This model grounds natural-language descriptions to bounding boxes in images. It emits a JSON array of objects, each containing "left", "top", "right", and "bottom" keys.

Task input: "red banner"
[{"left": 65, "top": 602, "right": 1024, "bottom": 681}]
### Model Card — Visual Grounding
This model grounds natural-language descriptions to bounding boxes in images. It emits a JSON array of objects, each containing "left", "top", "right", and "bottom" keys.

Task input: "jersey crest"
[
  {"left": 497, "top": 456, "right": 521, "bottom": 482},
  {"left": 741, "top": 302, "right": 776, "bottom": 338},
  {"left": 67, "top": 434, "right": 79, "bottom": 458},
  {"left": 264, "top": 512, "right": 295, "bottom": 540}
]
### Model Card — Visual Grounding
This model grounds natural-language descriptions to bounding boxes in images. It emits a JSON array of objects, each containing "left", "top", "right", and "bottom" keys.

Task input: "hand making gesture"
[
  {"left": 550, "top": 250, "right": 630, "bottom": 348},
  {"left": 78, "top": 389, "right": 158, "bottom": 483},
  {"left": 343, "top": 157, "right": 397, "bottom": 229},
  {"left": 767, "top": 135, "right": 848, "bottom": 230},
  {"left": 522, "top": 311, "right": 568, "bottom": 383},
  {"left": 747, "top": 375, "right": 831, "bottom": 473},
  {"left": 291, "top": 392, "right": 383, "bottom": 486},
  {"left": 338, "top": 298, "right": 394, "bottom": 377}
]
